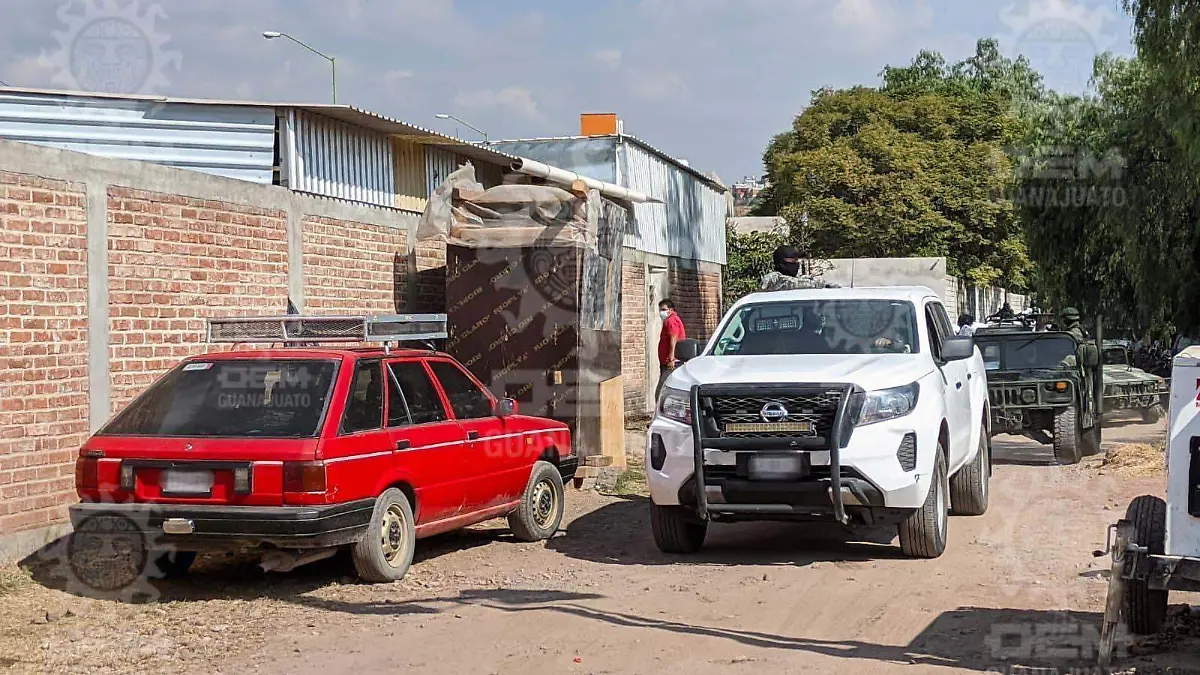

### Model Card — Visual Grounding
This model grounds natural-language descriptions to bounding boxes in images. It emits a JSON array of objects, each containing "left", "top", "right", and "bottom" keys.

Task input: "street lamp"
[
  {"left": 435, "top": 113, "right": 488, "bottom": 142},
  {"left": 263, "top": 31, "right": 337, "bottom": 104}
]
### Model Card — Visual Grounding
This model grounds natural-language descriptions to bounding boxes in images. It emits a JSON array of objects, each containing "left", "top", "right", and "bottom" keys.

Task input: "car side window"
[
  {"left": 388, "top": 362, "right": 447, "bottom": 426},
  {"left": 925, "top": 304, "right": 947, "bottom": 362},
  {"left": 931, "top": 303, "right": 956, "bottom": 338},
  {"left": 341, "top": 361, "right": 384, "bottom": 435},
  {"left": 429, "top": 361, "right": 493, "bottom": 420}
]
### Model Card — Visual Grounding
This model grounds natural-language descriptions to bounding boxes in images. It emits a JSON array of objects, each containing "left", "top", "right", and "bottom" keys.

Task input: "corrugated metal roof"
[
  {"left": 489, "top": 134, "right": 728, "bottom": 191},
  {"left": 0, "top": 85, "right": 520, "bottom": 169}
]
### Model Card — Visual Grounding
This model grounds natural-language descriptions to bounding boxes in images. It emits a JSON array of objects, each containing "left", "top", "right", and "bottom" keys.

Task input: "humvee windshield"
[
  {"left": 975, "top": 335, "right": 1077, "bottom": 371},
  {"left": 1103, "top": 347, "right": 1129, "bottom": 366}
]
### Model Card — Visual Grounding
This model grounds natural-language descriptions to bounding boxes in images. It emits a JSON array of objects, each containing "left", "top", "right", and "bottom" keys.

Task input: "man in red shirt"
[{"left": 656, "top": 299, "right": 686, "bottom": 398}]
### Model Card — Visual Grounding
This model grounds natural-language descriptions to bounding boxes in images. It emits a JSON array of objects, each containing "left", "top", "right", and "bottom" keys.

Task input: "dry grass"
[
  {"left": 1101, "top": 441, "right": 1167, "bottom": 477},
  {"left": 0, "top": 565, "right": 33, "bottom": 597}
]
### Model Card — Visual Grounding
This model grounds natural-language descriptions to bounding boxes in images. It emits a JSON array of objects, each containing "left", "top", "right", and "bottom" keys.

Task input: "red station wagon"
[{"left": 70, "top": 315, "right": 577, "bottom": 582}]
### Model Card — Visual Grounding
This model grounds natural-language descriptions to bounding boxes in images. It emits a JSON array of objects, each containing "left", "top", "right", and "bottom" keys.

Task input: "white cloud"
[
  {"left": 454, "top": 86, "right": 541, "bottom": 120},
  {"left": 629, "top": 70, "right": 687, "bottom": 100},
  {"left": 831, "top": 0, "right": 933, "bottom": 46},
  {"left": 592, "top": 49, "right": 623, "bottom": 71}
]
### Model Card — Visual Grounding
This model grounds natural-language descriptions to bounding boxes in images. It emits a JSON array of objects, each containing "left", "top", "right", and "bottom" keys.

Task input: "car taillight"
[
  {"left": 76, "top": 457, "right": 99, "bottom": 489},
  {"left": 283, "top": 461, "right": 326, "bottom": 493}
]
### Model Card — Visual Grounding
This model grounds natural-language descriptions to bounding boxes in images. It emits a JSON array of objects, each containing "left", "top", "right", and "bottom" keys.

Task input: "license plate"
[
  {"left": 726, "top": 421, "right": 813, "bottom": 433},
  {"left": 161, "top": 469, "right": 214, "bottom": 495},
  {"left": 747, "top": 454, "right": 808, "bottom": 480}
]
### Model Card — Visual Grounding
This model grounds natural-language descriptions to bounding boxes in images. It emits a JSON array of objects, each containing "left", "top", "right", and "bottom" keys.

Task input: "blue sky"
[{"left": 0, "top": 0, "right": 1134, "bottom": 183}]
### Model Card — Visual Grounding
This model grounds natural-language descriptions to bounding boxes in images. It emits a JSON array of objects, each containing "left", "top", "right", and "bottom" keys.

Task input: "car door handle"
[
  {"left": 467, "top": 431, "right": 480, "bottom": 440},
  {"left": 395, "top": 440, "right": 411, "bottom": 450},
  {"left": 967, "top": 373, "right": 973, "bottom": 380},
  {"left": 956, "top": 382, "right": 963, "bottom": 390}
]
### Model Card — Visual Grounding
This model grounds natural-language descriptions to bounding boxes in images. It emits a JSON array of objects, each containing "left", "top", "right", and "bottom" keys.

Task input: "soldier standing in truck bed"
[
  {"left": 1060, "top": 307, "right": 1088, "bottom": 342},
  {"left": 760, "top": 245, "right": 839, "bottom": 291}
]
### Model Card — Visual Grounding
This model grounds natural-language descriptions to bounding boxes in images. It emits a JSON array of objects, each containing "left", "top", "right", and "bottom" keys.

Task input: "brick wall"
[
  {"left": 0, "top": 172, "right": 89, "bottom": 535},
  {"left": 106, "top": 187, "right": 289, "bottom": 411},
  {"left": 669, "top": 267, "right": 722, "bottom": 340},
  {"left": 302, "top": 216, "right": 407, "bottom": 314},
  {"left": 414, "top": 239, "right": 447, "bottom": 313},
  {"left": 620, "top": 261, "right": 647, "bottom": 415}
]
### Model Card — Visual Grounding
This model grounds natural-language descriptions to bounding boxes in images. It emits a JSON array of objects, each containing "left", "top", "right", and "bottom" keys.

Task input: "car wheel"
[
  {"left": 1124, "top": 495, "right": 1168, "bottom": 635},
  {"left": 508, "top": 461, "right": 565, "bottom": 542},
  {"left": 1052, "top": 407, "right": 1082, "bottom": 465},
  {"left": 950, "top": 427, "right": 989, "bottom": 516},
  {"left": 650, "top": 503, "right": 707, "bottom": 554},
  {"left": 352, "top": 488, "right": 416, "bottom": 583},
  {"left": 150, "top": 550, "right": 197, "bottom": 579},
  {"left": 1142, "top": 404, "right": 1165, "bottom": 425},
  {"left": 899, "top": 446, "right": 948, "bottom": 558}
]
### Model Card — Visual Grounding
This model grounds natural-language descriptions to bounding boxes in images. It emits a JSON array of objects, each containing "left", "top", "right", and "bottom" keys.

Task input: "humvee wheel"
[
  {"left": 1052, "top": 407, "right": 1082, "bottom": 465},
  {"left": 1141, "top": 404, "right": 1165, "bottom": 425}
]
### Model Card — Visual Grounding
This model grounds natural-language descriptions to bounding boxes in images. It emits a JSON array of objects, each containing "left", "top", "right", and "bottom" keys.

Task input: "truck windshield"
[
  {"left": 1103, "top": 347, "right": 1129, "bottom": 366},
  {"left": 976, "top": 336, "right": 1076, "bottom": 371},
  {"left": 99, "top": 359, "right": 338, "bottom": 438},
  {"left": 711, "top": 299, "right": 920, "bottom": 356}
]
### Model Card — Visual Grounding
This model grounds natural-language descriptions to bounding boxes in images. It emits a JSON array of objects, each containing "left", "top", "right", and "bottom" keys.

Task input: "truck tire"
[
  {"left": 1142, "top": 404, "right": 1165, "bottom": 425},
  {"left": 352, "top": 488, "right": 416, "bottom": 583},
  {"left": 1053, "top": 407, "right": 1082, "bottom": 465},
  {"left": 1082, "top": 423, "right": 1103, "bottom": 457},
  {"left": 650, "top": 503, "right": 707, "bottom": 554},
  {"left": 508, "top": 461, "right": 565, "bottom": 542},
  {"left": 1124, "top": 495, "right": 1168, "bottom": 635},
  {"left": 950, "top": 427, "right": 989, "bottom": 516},
  {"left": 899, "top": 447, "right": 948, "bottom": 558}
]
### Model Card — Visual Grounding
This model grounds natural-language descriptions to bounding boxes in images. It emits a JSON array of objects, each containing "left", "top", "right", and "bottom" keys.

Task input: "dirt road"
[{"left": 3, "top": 416, "right": 1195, "bottom": 674}]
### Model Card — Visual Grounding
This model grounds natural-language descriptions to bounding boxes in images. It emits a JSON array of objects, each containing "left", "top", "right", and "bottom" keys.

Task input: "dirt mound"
[{"left": 1101, "top": 442, "right": 1166, "bottom": 477}]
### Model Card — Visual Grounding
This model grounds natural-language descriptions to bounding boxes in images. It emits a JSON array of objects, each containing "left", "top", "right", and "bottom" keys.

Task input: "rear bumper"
[{"left": 68, "top": 499, "right": 375, "bottom": 550}]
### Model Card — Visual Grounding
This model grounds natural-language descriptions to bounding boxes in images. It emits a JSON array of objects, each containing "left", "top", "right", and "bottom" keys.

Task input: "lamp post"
[
  {"left": 435, "top": 113, "right": 488, "bottom": 142},
  {"left": 263, "top": 31, "right": 337, "bottom": 104}
]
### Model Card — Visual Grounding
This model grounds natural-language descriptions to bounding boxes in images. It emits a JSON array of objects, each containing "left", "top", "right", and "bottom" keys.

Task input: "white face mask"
[{"left": 659, "top": 310, "right": 670, "bottom": 321}]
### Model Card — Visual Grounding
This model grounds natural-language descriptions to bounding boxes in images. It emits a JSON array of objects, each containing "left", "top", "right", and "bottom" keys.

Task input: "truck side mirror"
[
  {"left": 941, "top": 336, "right": 975, "bottom": 362},
  {"left": 675, "top": 339, "right": 701, "bottom": 363}
]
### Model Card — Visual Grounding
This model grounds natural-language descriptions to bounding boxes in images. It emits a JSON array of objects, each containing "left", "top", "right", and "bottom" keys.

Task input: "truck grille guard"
[{"left": 689, "top": 382, "right": 859, "bottom": 525}]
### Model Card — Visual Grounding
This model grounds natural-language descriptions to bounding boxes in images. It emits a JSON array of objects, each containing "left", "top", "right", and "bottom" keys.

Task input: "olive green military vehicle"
[
  {"left": 1101, "top": 341, "right": 1169, "bottom": 423},
  {"left": 974, "top": 320, "right": 1103, "bottom": 465}
]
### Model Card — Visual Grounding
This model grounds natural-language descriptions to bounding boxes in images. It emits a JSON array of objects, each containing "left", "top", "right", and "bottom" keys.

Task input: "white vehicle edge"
[{"left": 645, "top": 286, "right": 991, "bottom": 558}]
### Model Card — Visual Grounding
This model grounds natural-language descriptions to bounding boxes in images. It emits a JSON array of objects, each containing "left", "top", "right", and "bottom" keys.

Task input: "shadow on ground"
[
  {"left": 18, "top": 526, "right": 510, "bottom": 604},
  {"left": 549, "top": 494, "right": 908, "bottom": 567},
  {"left": 286, "top": 587, "right": 1133, "bottom": 673}
]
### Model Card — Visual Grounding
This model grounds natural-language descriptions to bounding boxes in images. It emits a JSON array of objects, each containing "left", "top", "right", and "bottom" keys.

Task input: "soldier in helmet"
[
  {"left": 760, "top": 245, "right": 839, "bottom": 291},
  {"left": 1060, "top": 307, "right": 1088, "bottom": 342}
]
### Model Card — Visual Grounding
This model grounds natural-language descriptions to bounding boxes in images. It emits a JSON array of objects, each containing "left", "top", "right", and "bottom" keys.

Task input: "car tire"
[
  {"left": 1142, "top": 404, "right": 1165, "bottom": 425},
  {"left": 150, "top": 550, "right": 196, "bottom": 579},
  {"left": 950, "top": 427, "right": 989, "bottom": 516},
  {"left": 1124, "top": 495, "right": 1169, "bottom": 635},
  {"left": 1053, "top": 407, "right": 1082, "bottom": 465},
  {"left": 352, "top": 488, "right": 416, "bottom": 583},
  {"left": 899, "top": 447, "right": 949, "bottom": 558},
  {"left": 650, "top": 503, "right": 707, "bottom": 554},
  {"left": 508, "top": 461, "right": 565, "bottom": 542}
]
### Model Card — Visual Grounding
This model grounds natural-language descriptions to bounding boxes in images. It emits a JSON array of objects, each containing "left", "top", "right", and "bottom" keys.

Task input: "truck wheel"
[
  {"left": 650, "top": 503, "right": 707, "bottom": 554},
  {"left": 950, "top": 428, "right": 989, "bottom": 516},
  {"left": 508, "top": 461, "right": 565, "bottom": 542},
  {"left": 899, "top": 447, "right": 948, "bottom": 558},
  {"left": 1124, "top": 495, "right": 1168, "bottom": 635},
  {"left": 352, "top": 488, "right": 416, "bottom": 583},
  {"left": 1141, "top": 404, "right": 1165, "bottom": 425},
  {"left": 1052, "top": 407, "right": 1082, "bottom": 465}
]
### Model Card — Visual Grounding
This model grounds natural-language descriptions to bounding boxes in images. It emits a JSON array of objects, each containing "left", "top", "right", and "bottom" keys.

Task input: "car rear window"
[{"left": 100, "top": 359, "right": 338, "bottom": 438}]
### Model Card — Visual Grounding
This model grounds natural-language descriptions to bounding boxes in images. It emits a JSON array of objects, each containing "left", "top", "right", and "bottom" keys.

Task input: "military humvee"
[
  {"left": 974, "top": 319, "right": 1103, "bottom": 465},
  {"left": 1101, "top": 341, "right": 1169, "bottom": 423}
]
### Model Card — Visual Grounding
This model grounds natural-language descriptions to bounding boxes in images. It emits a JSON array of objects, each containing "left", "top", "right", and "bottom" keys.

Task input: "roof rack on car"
[{"left": 206, "top": 314, "right": 448, "bottom": 350}]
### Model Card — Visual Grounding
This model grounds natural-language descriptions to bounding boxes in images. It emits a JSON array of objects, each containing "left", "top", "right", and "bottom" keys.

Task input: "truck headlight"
[
  {"left": 657, "top": 386, "right": 692, "bottom": 425},
  {"left": 855, "top": 382, "right": 920, "bottom": 426}
]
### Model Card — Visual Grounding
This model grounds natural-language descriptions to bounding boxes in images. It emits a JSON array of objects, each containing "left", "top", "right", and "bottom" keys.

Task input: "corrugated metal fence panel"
[
  {"left": 393, "top": 138, "right": 427, "bottom": 213},
  {"left": 425, "top": 146, "right": 460, "bottom": 196},
  {"left": 0, "top": 91, "right": 276, "bottom": 182},
  {"left": 291, "top": 109, "right": 395, "bottom": 208},
  {"left": 617, "top": 140, "right": 727, "bottom": 265}
]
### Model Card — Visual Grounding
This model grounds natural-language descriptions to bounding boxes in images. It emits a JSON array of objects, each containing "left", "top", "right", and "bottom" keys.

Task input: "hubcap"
[
  {"left": 380, "top": 504, "right": 408, "bottom": 567},
  {"left": 531, "top": 479, "right": 559, "bottom": 529}
]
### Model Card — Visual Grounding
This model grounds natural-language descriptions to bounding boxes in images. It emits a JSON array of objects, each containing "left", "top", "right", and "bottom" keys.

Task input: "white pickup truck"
[{"left": 646, "top": 286, "right": 991, "bottom": 558}]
